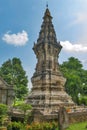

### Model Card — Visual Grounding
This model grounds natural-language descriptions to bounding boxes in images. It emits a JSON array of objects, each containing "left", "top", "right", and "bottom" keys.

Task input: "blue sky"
[{"left": 0, "top": 0, "right": 87, "bottom": 89}]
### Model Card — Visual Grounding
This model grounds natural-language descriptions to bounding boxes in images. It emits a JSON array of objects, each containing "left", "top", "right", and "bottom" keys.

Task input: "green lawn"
[
  {"left": 56, "top": 122, "right": 87, "bottom": 130},
  {"left": 67, "top": 122, "right": 87, "bottom": 130}
]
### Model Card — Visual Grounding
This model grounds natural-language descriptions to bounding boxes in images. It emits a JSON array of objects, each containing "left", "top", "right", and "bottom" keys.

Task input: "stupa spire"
[{"left": 36, "top": 6, "right": 62, "bottom": 49}]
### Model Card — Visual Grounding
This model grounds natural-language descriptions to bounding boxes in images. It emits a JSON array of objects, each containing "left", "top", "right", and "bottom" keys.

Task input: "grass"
[
  {"left": 67, "top": 122, "right": 87, "bottom": 130},
  {"left": 55, "top": 122, "right": 87, "bottom": 130}
]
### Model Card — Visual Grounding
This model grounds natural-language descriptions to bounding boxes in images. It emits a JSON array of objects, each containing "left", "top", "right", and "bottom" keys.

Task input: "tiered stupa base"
[{"left": 27, "top": 72, "right": 75, "bottom": 121}]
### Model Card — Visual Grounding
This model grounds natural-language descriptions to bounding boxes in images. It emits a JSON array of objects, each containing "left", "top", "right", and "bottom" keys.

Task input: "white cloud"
[
  {"left": 2, "top": 30, "right": 29, "bottom": 46},
  {"left": 60, "top": 41, "right": 87, "bottom": 52}
]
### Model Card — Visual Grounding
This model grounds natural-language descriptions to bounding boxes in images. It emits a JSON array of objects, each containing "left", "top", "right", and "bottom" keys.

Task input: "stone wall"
[
  {"left": 31, "top": 109, "right": 87, "bottom": 124},
  {"left": 11, "top": 109, "right": 87, "bottom": 125},
  {"left": 69, "top": 111, "right": 87, "bottom": 124}
]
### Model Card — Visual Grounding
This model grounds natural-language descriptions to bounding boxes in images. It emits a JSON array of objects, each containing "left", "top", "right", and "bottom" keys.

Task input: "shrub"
[
  {"left": 0, "top": 104, "right": 8, "bottom": 126},
  {"left": 7, "top": 121, "right": 57, "bottom": 130},
  {"left": 26, "top": 122, "right": 57, "bottom": 130},
  {"left": 7, "top": 122, "right": 24, "bottom": 130}
]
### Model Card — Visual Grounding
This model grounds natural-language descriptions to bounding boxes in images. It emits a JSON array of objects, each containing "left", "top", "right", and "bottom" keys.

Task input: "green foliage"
[
  {"left": 60, "top": 57, "right": 87, "bottom": 104},
  {"left": 13, "top": 98, "right": 24, "bottom": 107},
  {"left": 7, "top": 122, "right": 24, "bottom": 130},
  {"left": 13, "top": 101, "right": 32, "bottom": 126},
  {"left": 7, "top": 121, "right": 57, "bottom": 130},
  {"left": 0, "top": 104, "right": 8, "bottom": 126},
  {"left": 18, "top": 103, "right": 32, "bottom": 113},
  {"left": 61, "top": 57, "right": 83, "bottom": 70},
  {"left": 18, "top": 103, "right": 32, "bottom": 125},
  {"left": 26, "top": 122, "right": 57, "bottom": 130},
  {"left": 6, "top": 121, "right": 87, "bottom": 130},
  {"left": 12, "top": 97, "right": 32, "bottom": 126},
  {"left": 0, "top": 104, "right": 8, "bottom": 116},
  {"left": 7, "top": 121, "right": 87, "bottom": 130},
  {"left": 13, "top": 100, "right": 32, "bottom": 114},
  {"left": 78, "top": 95, "right": 87, "bottom": 105},
  {"left": 0, "top": 57, "right": 28, "bottom": 99}
]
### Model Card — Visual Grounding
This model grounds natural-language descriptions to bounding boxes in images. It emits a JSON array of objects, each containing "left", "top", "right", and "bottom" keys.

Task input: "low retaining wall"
[
  {"left": 11, "top": 108, "right": 87, "bottom": 124},
  {"left": 32, "top": 109, "right": 87, "bottom": 124},
  {"left": 69, "top": 111, "right": 87, "bottom": 124}
]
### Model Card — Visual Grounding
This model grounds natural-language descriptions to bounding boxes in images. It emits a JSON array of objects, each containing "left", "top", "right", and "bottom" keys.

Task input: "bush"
[
  {"left": 7, "top": 121, "right": 57, "bottom": 130},
  {"left": 0, "top": 104, "right": 8, "bottom": 126},
  {"left": 7, "top": 122, "right": 24, "bottom": 130},
  {"left": 26, "top": 122, "right": 57, "bottom": 130}
]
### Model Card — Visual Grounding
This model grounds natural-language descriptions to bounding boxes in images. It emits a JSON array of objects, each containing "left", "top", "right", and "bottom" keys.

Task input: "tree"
[
  {"left": 60, "top": 57, "right": 87, "bottom": 103},
  {"left": 0, "top": 57, "right": 28, "bottom": 99}
]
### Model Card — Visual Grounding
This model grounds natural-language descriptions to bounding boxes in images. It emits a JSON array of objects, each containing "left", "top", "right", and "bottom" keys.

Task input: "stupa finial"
[{"left": 46, "top": 1, "right": 48, "bottom": 8}]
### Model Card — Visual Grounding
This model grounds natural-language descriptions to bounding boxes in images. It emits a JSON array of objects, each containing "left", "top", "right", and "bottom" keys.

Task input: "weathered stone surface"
[
  {"left": 69, "top": 110, "right": 87, "bottom": 124},
  {"left": 26, "top": 7, "right": 75, "bottom": 120},
  {"left": 58, "top": 106, "right": 69, "bottom": 130},
  {"left": 0, "top": 77, "right": 15, "bottom": 105}
]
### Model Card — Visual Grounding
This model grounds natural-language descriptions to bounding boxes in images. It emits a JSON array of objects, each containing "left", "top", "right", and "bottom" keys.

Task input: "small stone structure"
[
  {"left": 26, "top": 7, "right": 75, "bottom": 121},
  {"left": 0, "top": 76, "right": 15, "bottom": 105},
  {"left": 58, "top": 106, "right": 69, "bottom": 130}
]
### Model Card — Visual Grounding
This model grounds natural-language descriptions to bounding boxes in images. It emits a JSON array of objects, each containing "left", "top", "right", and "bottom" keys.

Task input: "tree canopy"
[
  {"left": 60, "top": 57, "right": 87, "bottom": 103},
  {"left": 0, "top": 57, "right": 28, "bottom": 99}
]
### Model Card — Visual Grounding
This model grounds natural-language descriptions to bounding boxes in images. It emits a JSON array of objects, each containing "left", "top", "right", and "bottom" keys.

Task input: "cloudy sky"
[{"left": 0, "top": 0, "right": 87, "bottom": 89}]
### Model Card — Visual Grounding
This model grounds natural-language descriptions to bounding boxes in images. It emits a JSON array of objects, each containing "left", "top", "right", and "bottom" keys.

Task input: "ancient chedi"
[{"left": 27, "top": 7, "right": 74, "bottom": 113}]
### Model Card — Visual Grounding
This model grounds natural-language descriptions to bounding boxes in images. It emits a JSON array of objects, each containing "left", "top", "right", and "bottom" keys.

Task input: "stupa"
[{"left": 27, "top": 6, "right": 74, "bottom": 120}]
